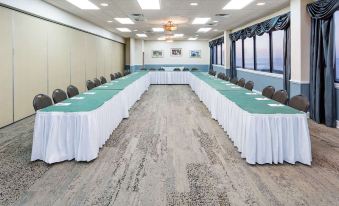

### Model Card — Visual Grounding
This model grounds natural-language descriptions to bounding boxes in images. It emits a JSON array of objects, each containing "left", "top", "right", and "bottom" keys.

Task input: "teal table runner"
[{"left": 192, "top": 72, "right": 302, "bottom": 115}]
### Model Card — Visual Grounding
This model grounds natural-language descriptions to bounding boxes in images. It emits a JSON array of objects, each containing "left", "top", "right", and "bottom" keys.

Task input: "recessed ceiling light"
[
  {"left": 213, "top": 20, "right": 219, "bottom": 23},
  {"left": 107, "top": 20, "right": 113, "bottom": 23},
  {"left": 116, "top": 28, "right": 131, "bottom": 32},
  {"left": 188, "top": 37, "right": 197, "bottom": 40},
  {"left": 223, "top": 0, "right": 254, "bottom": 10},
  {"left": 256, "top": 2, "right": 266, "bottom": 6},
  {"left": 158, "top": 37, "right": 166, "bottom": 40},
  {"left": 136, "top": 33, "right": 147, "bottom": 37},
  {"left": 192, "top": 17, "right": 210, "bottom": 24},
  {"left": 133, "top": 29, "right": 138, "bottom": 31},
  {"left": 100, "top": 3, "right": 108, "bottom": 6},
  {"left": 152, "top": 28, "right": 164, "bottom": 32},
  {"left": 174, "top": 34, "right": 184, "bottom": 37},
  {"left": 137, "top": 0, "right": 160, "bottom": 10},
  {"left": 197, "top": 28, "right": 211, "bottom": 33},
  {"left": 66, "top": 0, "right": 99, "bottom": 10},
  {"left": 166, "top": 39, "right": 173, "bottom": 43},
  {"left": 195, "top": 34, "right": 199, "bottom": 36},
  {"left": 190, "top": 2, "right": 198, "bottom": 6},
  {"left": 114, "top": 18, "right": 134, "bottom": 24}
]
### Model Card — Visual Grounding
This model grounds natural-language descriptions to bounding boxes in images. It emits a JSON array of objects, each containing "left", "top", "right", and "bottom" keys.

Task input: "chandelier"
[{"left": 163, "top": 21, "right": 177, "bottom": 32}]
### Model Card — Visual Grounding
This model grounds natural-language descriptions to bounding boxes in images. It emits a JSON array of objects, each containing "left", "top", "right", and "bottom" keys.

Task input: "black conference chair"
[
  {"left": 52, "top": 89, "right": 68, "bottom": 104},
  {"left": 173, "top": 68, "right": 181, "bottom": 71},
  {"left": 289, "top": 95, "right": 310, "bottom": 112},
  {"left": 86, "top": 80, "right": 96, "bottom": 90},
  {"left": 244, "top": 81, "right": 254, "bottom": 91},
  {"left": 191, "top": 68, "right": 198, "bottom": 71},
  {"left": 33, "top": 94, "right": 53, "bottom": 111},
  {"left": 262, "top": 86, "right": 275, "bottom": 99},
  {"left": 140, "top": 68, "right": 147, "bottom": 71},
  {"left": 149, "top": 68, "right": 156, "bottom": 71},
  {"left": 100, "top": 76, "right": 107, "bottom": 84},
  {"left": 114, "top": 73, "right": 120, "bottom": 79},
  {"left": 224, "top": 75, "right": 230, "bottom": 81},
  {"left": 93, "top": 78, "right": 101, "bottom": 87},
  {"left": 67, "top": 85, "right": 79, "bottom": 98},
  {"left": 123, "top": 70, "right": 130, "bottom": 76},
  {"left": 237, "top": 78, "right": 246, "bottom": 87},
  {"left": 272, "top": 90, "right": 289, "bottom": 105},
  {"left": 230, "top": 77, "right": 238, "bottom": 84},
  {"left": 110, "top": 73, "right": 116, "bottom": 80},
  {"left": 183, "top": 68, "right": 190, "bottom": 71}
]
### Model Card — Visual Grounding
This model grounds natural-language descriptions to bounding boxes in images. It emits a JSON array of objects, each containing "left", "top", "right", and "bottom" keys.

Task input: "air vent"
[
  {"left": 130, "top": 13, "right": 144, "bottom": 17},
  {"left": 215, "top": 13, "right": 229, "bottom": 17},
  {"left": 207, "top": 23, "right": 217, "bottom": 26},
  {"left": 129, "top": 14, "right": 146, "bottom": 22}
]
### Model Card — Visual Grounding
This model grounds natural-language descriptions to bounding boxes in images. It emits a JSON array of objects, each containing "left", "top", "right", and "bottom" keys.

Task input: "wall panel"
[
  {"left": 96, "top": 37, "right": 105, "bottom": 79},
  {"left": 85, "top": 34, "right": 97, "bottom": 81},
  {"left": 0, "top": 7, "right": 13, "bottom": 127},
  {"left": 47, "top": 23, "right": 71, "bottom": 95},
  {"left": 13, "top": 12, "right": 48, "bottom": 121},
  {"left": 70, "top": 30, "right": 86, "bottom": 92}
]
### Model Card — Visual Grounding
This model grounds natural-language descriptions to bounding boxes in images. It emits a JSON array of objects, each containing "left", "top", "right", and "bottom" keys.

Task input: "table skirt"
[{"left": 150, "top": 71, "right": 189, "bottom": 84}]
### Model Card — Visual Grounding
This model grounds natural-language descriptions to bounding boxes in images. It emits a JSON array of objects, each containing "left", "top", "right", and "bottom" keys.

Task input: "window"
[
  {"left": 217, "top": 44, "right": 222, "bottom": 65},
  {"left": 272, "top": 30, "right": 284, "bottom": 74},
  {"left": 222, "top": 43, "right": 225, "bottom": 65},
  {"left": 244, "top": 37, "right": 254, "bottom": 69},
  {"left": 335, "top": 11, "right": 339, "bottom": 82},
  {"left": 256, "top": 33, "right": 270, "bottom": 72},
  {"left": 213, "top": 46, "right": 217, "bottom": 64},
  {"left": 236, "top": 40, "right": 243, "bottom": 68}
]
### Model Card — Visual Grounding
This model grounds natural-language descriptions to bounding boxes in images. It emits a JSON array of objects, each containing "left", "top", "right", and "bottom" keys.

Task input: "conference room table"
[{"left": 32, "top": 71, "right": 311, "bottom": 165}]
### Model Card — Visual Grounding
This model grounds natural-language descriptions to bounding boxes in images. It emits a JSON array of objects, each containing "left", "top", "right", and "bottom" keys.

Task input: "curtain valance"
[
  {"left": 307, "top": 0, "right": 339, "bottom": 20},
  {"left": 209, "top": 37, "right": 224, "bottom": 48},
  {"left": 229, "top": 12, "right": 290, "bottom": 41}
]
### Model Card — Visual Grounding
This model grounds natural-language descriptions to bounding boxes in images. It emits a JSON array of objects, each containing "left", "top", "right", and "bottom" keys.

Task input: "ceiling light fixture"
[
  {"left": 152, "top": 28, "right": 164, "bottom": 32},
  {"left": 114, "top": 18, "right": 134, "bottom": 24},
  {"left": 116, "top": 28, "right": 131, "bottom": 32},
  {"left": 137, "top": 0, "right": 160, "bottom": 10},
  {"left": 100, "top": 3, "right": 108, "bottom": 6},
  {"left": 192, "top": 17, "right": 210, "bottom": 24},
  {"left": 107, "top": 20, "right": 113, "bottom": 23},
  {"left": 66, "top": 0, "right": 99, "bottom": 10},
  {"left": 163, "top": 21, "right": 177, "bottom": 31},
  {"left": 136, "top": 33, "right": 147, "bottom": 37},
  {"left": 197, "top": 28, "right": 211, "bottom": 33},
  {"left": 213, "top": 20, "right": 219, "bottom": 23},
  {"left": 133, "top": 29, "right": 138, "bottom": 31},
  {"left": 190, "top": 2, "right": 198, "bottom": 6},
  {"left": 158, "top": 37, "right": 166, "bottom": 40},
  {"left": 166, "top": 39, "right": 174, "bottom": 43},
  {"left": 188, "top": 37, "right": 197, "bottom": 40},
  {"left": 223, "top": 0, "right": 254, "bottom": 10},
  {"left": 173, "top": 34, "right": 184, "bottom": 37},
  {"left": 256, "top": 2, "right": 266, "bottom": 6}
]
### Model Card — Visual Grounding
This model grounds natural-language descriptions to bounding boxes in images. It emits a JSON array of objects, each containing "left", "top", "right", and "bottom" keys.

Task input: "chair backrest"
[
  {"left": 183, "top": 68, "right": 189, "bottom": 71},
  {"left": 33, "top": 94, "right": 53, "bottom": 111},
  {"left": 191, "top": 68, "right": 198, "bottom": 71},
  {"left": 262, "top": 86, "right": 275, "bottom": 99},
  {"left": 224, "top": 76, "right": 230, "bottom": 81},
  {"left": 117, "top": 72, "right": 122, "bottom": 77},
  {"left": 140, "top": 68, "right": 147, "bottom": 71},
  {"left": 52, "top": 89, "right": 68, "bottom": 104},
  {"left": 217, "top": 73, "right": 225, "bottom": 80},
  {"left": 289, "top": 95, "right": 310, "bottom": 112},
  {"left": 173, "top": 68, "right": 181, "bottom": 71},
  {"left": 86, "top": 80, "right": 96, "bottom": 90},
  {"left": 244, "top": 81, "right": 254, "bottom": 91},
  {"left": 230, "top": 77, "right": 238, "bottom": 84},
  {"left": 100, "top": 76, "right": 107, "bottom": 84},
  {"left": 123, "top": 70, "right": 130, "bottom": 76},
  {"left": 272, "top": 90, "right": 289, "bottom": 105},
  {"left": 110, "top": 73, "right": 115, "bottom": 80},
  {"left": 149, "top": 68, "right": 156, "bottom": 71},
  {"left": 237, "top": 78, "right": 246, "bottom": 87},
  {"left": 93, "top": 78, "right": 101, "bottom": 87},
  {"left": 114, "top": 73, "right": 120, "bottom": 79},
  {"left": 67, "top": 85, "right": 79, "bottom": 98},
  {"left": 158, "top": 68, "right": 165, "bottom": 71}
]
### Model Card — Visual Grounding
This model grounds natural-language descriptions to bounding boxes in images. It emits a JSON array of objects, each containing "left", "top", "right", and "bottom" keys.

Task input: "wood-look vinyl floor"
[{"left": 0, "top": 85, "right": 338, "bottom": 206}]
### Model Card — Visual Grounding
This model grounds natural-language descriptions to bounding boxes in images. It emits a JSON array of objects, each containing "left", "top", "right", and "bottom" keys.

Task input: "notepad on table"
[
  {"left": 71, "top": 97, "right": 84, "bottom": 100},
  {"left": 255, "top": 97, "right": 269, "bottom": 101},
  {"left": 55, "top": 103, "right": 71, "bottom": 106},
  {"left": 84, "top": 92, "right": 96, "bottom": 95},
  {"left": 268, "top": 104, "right": 285, "bottom": 107}
]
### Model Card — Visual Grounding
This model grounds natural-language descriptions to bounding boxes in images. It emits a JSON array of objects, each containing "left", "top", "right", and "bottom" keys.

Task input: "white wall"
[
  {"left": 144, "top": 40, "right": 210, "bottom": 65},
  {"left": 0, "top": 0, "right": 125, "bottom": 43}
]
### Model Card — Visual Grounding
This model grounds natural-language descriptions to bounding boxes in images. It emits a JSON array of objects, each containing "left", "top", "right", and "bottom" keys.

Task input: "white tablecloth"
[
  {"left": 150, "top": 71, "right": 190, "bottom": 84},
  {"left": 187, "top": 73, "right": 311, "bottom": 165},
  {"left": 31, "top": 74, "right": 150, "bottom": 163}
]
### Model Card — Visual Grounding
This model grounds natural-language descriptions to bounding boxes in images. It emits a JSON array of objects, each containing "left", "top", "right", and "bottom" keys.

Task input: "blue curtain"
[
  {"left": 307, "top": 0, "right": 338, "bottom": 127},
  {"left": 229, "top": 41, "right": 237, "bottom": 78},
  {"left": 209, "top": 37, "right": 224, "bottom": 72}
]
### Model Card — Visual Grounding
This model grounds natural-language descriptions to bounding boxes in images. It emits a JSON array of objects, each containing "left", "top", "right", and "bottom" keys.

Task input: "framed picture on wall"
[
  {"left": 152, "top": 50, "right": 164, "bottom": 58},
  {"left": 189, "top": 50, "right": 201, "bottom": 58},
  {"left": 170, "top": 48, "right": 182, "bottom": 57}
]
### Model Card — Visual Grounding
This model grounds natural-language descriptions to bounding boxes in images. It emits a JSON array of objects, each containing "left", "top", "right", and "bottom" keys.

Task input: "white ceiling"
[{"left": 43, "top": 0, "right": 289, "bottom": 40}]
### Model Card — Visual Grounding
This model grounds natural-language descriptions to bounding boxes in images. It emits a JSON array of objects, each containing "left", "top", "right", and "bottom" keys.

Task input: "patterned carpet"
[{"left": 0, "top": 85, "right": 338, "bottom": 206}]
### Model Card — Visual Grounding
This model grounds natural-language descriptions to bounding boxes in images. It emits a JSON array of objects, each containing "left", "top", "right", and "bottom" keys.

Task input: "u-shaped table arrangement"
[{"left": 32, "top": 71, "right": 311, "bottom": 165}]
